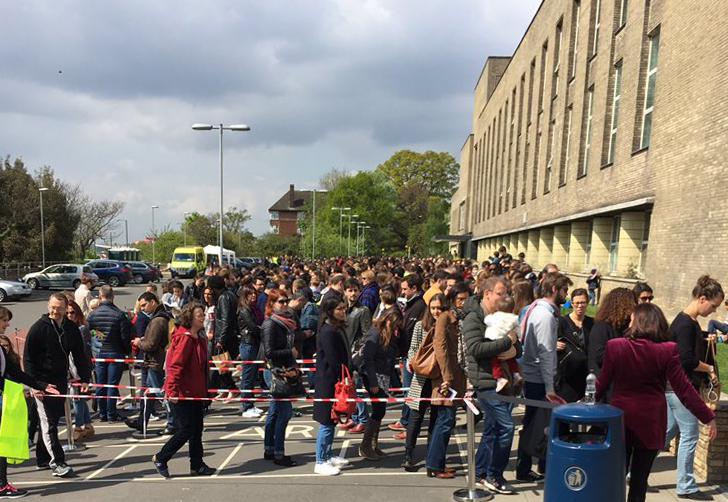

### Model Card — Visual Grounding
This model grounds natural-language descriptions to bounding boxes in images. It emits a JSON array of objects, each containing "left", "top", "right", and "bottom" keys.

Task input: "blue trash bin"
[{"left": 544, "top": 403, "right": 625, "bottom": 502}]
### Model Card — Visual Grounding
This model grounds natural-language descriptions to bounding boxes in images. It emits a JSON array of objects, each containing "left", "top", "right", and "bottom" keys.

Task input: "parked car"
[
  {"left": 23, "top": 264, "right": 100, "bottom": 290},
  {"left": 85, "top": 260, "right": 133, "bottom": 287},
  {"left": 0, "top": 277, "right": 32, "bottom": 302},
  {"left": 124, "top": 261, "right": 161, "bottom": 284},
  {"left": 238, "top": 257, "right": 262, "bottom": 269}
]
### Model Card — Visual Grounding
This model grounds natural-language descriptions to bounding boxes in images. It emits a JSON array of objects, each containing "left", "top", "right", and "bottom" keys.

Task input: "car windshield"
[{"left": 173, "top": 253, "right": 195, "bottom": 262}]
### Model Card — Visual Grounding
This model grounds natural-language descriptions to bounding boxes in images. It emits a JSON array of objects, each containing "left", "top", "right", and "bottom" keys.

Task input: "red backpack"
[{"left": 331, "top": 365, "right": 357, "bottom": 423}]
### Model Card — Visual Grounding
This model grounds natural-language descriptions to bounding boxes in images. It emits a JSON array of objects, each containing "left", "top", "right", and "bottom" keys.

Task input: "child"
[{"left": 484, "top": 297, "right": 522, "bottom": 393}]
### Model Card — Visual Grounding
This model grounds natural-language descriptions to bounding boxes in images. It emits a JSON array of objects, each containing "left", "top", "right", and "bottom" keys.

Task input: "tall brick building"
[{"left": 449, "top": 0, "right": 728, "bottom": 317}]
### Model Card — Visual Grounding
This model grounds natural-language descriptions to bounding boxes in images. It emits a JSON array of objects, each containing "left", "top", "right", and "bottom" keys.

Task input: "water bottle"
[{"left": 584, "top": 372, "right": 597, "bottom": 404}]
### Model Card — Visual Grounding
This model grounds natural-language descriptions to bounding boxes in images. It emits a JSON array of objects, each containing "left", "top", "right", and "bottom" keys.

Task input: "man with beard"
[{"left": 515, "top": 272, "right": 570, "bottom": 483}]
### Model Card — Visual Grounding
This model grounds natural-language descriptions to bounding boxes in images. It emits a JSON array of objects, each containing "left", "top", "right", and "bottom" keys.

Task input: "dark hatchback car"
[
  {"left": 85, "top": 260, "right": 133, "bottom": 287},
  {"left": 125, "top": 261, "right": 161, "bottom": 284}
]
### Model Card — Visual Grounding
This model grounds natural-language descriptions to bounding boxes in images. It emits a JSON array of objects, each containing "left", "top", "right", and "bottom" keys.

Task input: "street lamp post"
[
  {"left": 355, "top": 221, "right": 367, "bottom": 256},
  {"left": 192, "top": 123, "right": 251, "bottom": 266},
  {"left": 310, "top": 189, "right": 328, "bottom": 259},
  {"left": 39, "top": 187, "right": 49, "bottom": 268},
  {"left": 183, "top": 212, "right": 191, "bottom": 246},
  {"left": 361, "top": 225, "right": 371, "bottom": 256},
  {"left": 331, "top": 207, "right": 351, "bottom": 256},
  {"left": 121, "top": 219, "right": 129, "bottom": 247},
  {"left": 151, "top": 205, "right": 159, "bottom": 266},
  {"left": 347, "top": 214, "right": 359, "bottom": 257}
]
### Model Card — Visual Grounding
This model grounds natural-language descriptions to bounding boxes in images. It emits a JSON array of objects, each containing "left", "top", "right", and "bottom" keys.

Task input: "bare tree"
[{"left": 71, "top": 192, "right": 125, "bottom": 258}]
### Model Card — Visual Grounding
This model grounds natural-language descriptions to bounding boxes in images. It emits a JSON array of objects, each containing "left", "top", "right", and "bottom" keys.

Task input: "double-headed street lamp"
[
  {"left": 192, "top": 123, "right": 251, "bottom": 266},
  {"left": 331, "top": 206, "right": 351, "bottom": 255},
  {"left": 310, "top": 189, "right": 328, "bottom": 260},
  {"left": 151, "top": 205, "right": 159, "bottom": 265},
  {"left": 39, "top": 187, "right": 49, "bottom": 268},
  {"left": 355, "top": 221, "right": 369, "bottom": 256},
  {"left": 117, "top": 218, "right": 129, "bottom": 247},
  {"left": 347, "top": 213, "right": 359, "bottom": 257}
]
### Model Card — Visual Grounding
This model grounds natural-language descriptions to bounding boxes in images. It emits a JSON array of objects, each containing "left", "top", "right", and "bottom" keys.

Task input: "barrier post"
[
  {"left": 452, "top": 397, "right": 492, "bottom": 502},
  {"left": 62, "top": 394, "right": 85, "bottom": 452},
  {"left": 127, "top": 361, "right": 139, "bottom": 411}
]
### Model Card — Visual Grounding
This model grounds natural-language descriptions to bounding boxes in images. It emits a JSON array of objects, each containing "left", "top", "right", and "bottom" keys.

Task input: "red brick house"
[{"left": 268, "top": 184, "right": 315, "bottom": 237}]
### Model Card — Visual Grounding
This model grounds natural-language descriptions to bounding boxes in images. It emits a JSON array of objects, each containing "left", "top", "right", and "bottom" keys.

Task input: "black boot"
[{"left": 359, "top": 419, "right": 380, "bottom": 461}]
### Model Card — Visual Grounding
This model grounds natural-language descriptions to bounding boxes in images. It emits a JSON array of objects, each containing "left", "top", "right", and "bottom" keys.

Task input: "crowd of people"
[{"left": 0, "top": 248, "right": 723, "bottom": 501}]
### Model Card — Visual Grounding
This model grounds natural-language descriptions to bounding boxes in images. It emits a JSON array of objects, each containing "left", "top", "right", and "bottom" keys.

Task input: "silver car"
[
  {"left": 0, "top": 278, "right": 32, "bottom": 302},
  {"left": 22, "top": 264, "right": 99, "bottom": 290}
]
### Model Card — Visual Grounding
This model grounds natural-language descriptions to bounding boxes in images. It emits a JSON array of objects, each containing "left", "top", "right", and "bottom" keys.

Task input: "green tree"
[
  {"left": 255, "top": 233, "right": 301, "bottom": 258},
  {"left": 376, "top": 150, "right": 460, "bottom": 201},
  {"left": 137, "top": 229, "right": 185, "bottom": 265}
]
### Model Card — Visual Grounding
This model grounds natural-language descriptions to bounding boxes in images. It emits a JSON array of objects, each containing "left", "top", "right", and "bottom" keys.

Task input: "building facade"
[
  {"left": 450, "top": 0, "right": 728, "bottom": 316},
  {"left": 268, "top": 184, "right": 318, "bottom": 237}
]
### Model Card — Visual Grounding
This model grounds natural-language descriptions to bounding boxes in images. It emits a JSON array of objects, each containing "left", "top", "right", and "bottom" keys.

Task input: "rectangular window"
[
  {"left": 544, "top": 118, "right": 556, "bottom": 193},
  {"left": 607, "top": 62, "right": 623, "bottom": 164},
  {"left": 553, "top": 20, "right": 563, "bottom": 97},
  {"left": 539, "top": 43, "right": 548, "bottom": 111},
  {"left": 528, "top": 59, "right": 536, "bottom": 123},
  {"left": 522, "top": 125, "right": 531, "bottom": 204},
  {"left": 532, "top": 121, "right": 542, "bottom": 200},
  {"left": 639, "top": 210, "right": 651, "bottom": 272},
  {"left": 617, "top": 0, "right": 628, "bottom": 28},
  {"left": 609, "top": 215, "right": 620, "bottom": 273},
  {"left": 591, "top": 0, "right": 601, "bottom": 56},
  {"left": 560, "top": 106, "right": 573, "bottom": 185},
  {"left": 580, "top": 87, "right": 594, "bottom": 176},
  {"left": 570, "top": 1, "right": 581, "bottom": 79},
  {"left": 458, "top": 202, "right": 466, "bottom": 231},
  {"left": 640, "top": 30, "right": 660, "bottom": 149}
]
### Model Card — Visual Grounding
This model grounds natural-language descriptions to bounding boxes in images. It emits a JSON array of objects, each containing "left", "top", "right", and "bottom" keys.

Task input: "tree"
[
  {"left": 70, "top": 191, "right": 125, "bottom": 259},
  {"left": 319, "top": 168, "right": 350, "bottom": 191},
  {"left": 184, "top": 212, "right": 217, "bottom": 247},
  {"left": 136, "top": 229, "right": 184, "bottom": 265},
  {"left": 255, "top": 233, "right": 301, "bottom": 258},
  {"left": 376, "top": 150, "right": 460, "bottom": 201}
]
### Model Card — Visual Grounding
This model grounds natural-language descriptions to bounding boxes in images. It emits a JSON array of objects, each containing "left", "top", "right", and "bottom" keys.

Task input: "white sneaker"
[
  {"left": 314, "top": 462, "right": 341, "bottom": 476},
  {"left": 252, "top": 406, "right": 264, "bottom": 415},
  {"left": 242, "top": 408, "right": 262, "bottom": 418},
  {"left": 329, "top": 456, "right": 350, "bottom": 467}
]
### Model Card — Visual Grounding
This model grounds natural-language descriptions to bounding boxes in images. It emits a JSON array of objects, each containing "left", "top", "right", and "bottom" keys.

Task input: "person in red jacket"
[
  {"left": 152, "top": 302, "right": 215, "bottom": 478},
  {"left": 596, "top": 303, "right": 717, "bottom": 502}
]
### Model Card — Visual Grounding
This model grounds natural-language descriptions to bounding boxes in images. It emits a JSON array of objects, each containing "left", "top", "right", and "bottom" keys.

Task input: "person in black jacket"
[
  {"left": 0, "top": 309, "right": 60, "bottom": 498},
  {"left": 556, "top": 288, "right": 594, "bottom": 402},
  {"left": 261, "top": 289, "right": 298, "bottom": 467},
  {"left": 87, "top": 286, "right": 132, "bottom": 422},
  {"left": 389, "top": 273, "right": 426, "bottom": 434},
  {"left": 360, "top": 308, "right": 402, "bottom": 461},
  {"left": 587, "top": 288, "right": 635, "bottom": 377},
  {"left": 237, "top": 286, "right": 263, "bottom": 418},
  {"left": 24, "top": 294, "right": 92, "bottom": 477},
  {"left": 313, "top": 298, "right": 350, "bottom": 476},
  {"left": 665, "top": 275, "right": 723, "bottom": 499},
  {"left": 209, "top": 275, "right": 238, "bottom": 397}
]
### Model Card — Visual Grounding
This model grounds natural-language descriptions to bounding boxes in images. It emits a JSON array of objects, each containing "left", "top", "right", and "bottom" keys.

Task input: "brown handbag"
[
  {"left": 411, "top": 328, "right": 441, "bottom": 379},
  {"left": 700, "top": 337, "right": 721, "bottom": 411}
]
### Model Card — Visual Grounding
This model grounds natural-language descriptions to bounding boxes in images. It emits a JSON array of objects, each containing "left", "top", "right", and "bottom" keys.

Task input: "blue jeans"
[
  {"left": 351, "top": 375, "right": 369, "bottom": 425},
  {"left": 665, "top": 392, "right": 700, "bottom": 495},
  {"left": 398, "top": 361, "right": 412, "bottom": 426},
  {"left": 316, "top": 423, "right": 335, "bottom": 464},
  {"left": 707, "top": 319, "right": 728, "bottom": 336},
  {"left": 95, "top": 353, "right": 125, "bottom": 419},
  {"left": 238, "top": 342, "right": 260, "bottom": 412},
  {"left": 476, "top": 390, "right": 515, "bottom": 480},
  {"left": 263, "top": 370, "right": 293, "bottom": 456},
  {"left": 73, "top": 397, "right": 91, "bottom": 427},
  {"left": 426, "top": 405, "right": 456, "bottom": 471},
  {"left": 143, "top": 369, "right": 173, "bottom": 429}
]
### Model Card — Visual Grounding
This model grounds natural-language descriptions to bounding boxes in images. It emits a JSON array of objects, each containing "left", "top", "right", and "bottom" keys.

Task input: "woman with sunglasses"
[
  {"left": 65, "top": 300, "right": 95, "bottom": 442},
  {"left": 555, "top": 288, "right": 594, "bottom": 402},
  {"left": 261, "top": 289, "right": 298, "bottom": 467},
  {"left": 401, "top": 293, "right": 450, "bottom": 474}
]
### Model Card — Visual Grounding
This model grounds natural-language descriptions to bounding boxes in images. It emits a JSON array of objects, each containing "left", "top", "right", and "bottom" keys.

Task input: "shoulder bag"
[
  {"left": 411, "top": 327, "right": 441, "bottom": 379},
  {"left": 700, "top": 336, "right": 721, "bottom": 411}
]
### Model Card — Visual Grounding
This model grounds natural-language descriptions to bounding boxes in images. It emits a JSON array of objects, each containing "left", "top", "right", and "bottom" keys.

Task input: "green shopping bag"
[{"left": 0, "top": 380, "right": 30, "bottom": 463}]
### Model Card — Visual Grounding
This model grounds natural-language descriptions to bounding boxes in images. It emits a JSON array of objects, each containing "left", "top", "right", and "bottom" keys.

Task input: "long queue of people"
[{"left": 0, "top": 252, "right": 723, "bottom": 501}]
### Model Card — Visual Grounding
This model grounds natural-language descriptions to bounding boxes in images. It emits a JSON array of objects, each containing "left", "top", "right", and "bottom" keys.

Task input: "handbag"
[
  {"left": 331, "top": 365, "right": 357, "bottom": 423},
  {"left": 411, "top": 327, "right": 441, "bottom": 379},
  {"left": 211, "top": 351, "right": 232, "bottom": 374},
  {"left": 269, "top": 366, "right": 306, "bottom": 398},
  {"left": 700, "top": 337, "right": 721, "bottom": 410}
]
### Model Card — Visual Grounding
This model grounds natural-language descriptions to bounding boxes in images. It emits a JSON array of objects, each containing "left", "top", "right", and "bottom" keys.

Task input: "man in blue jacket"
[{"left": 88, "top": 285, "right": 132, "bottom": 422}]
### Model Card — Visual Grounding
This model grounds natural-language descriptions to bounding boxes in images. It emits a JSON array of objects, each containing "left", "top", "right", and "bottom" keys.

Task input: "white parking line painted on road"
[
  {"left": 453, "top": 432, "right": 468, "bottom": 461},
  {"left": 85, "top": 445, "right": 138, "bottom": 480},
  {"left": 213, "top": 442, "right": 244, "bottom": 477},
  {"left": 339, "top": 439, "right": 350, "bottom": 459}
]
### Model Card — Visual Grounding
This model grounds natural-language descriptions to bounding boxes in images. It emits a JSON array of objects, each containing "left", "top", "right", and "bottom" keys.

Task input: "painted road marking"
[
  {"left": 213, "top": 442, "right": 244, "bottom": 477},
  {"left": 85, "top": 445, "right": 138, "bottom": 480}
]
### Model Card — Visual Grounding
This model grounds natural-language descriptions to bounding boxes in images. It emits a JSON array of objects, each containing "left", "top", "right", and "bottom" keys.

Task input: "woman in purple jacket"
[{"left": 596, "top": 303, "right": 717, "bottom": 502}]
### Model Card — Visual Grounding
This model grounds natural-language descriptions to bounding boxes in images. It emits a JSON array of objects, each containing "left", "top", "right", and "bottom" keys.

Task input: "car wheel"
[
  {"left": 0, "top": 289, "right": 6, "bottom": 302},
  {"left": 72, "top": 279, "right": 81, "bottom": 289},
  {"left": 108, "top": 276, "right": 120, "bottom": 287},
  {"left": 27, "top": 278, "right": 40, "bottom": 290},
  {"left": 133, "top": 274, "right": 143, "bottom": 284}
]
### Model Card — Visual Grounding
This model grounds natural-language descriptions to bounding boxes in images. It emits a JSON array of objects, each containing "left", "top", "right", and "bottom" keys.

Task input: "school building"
[{"left": 448, "top": 0, "right": 728, "bottom": 318}]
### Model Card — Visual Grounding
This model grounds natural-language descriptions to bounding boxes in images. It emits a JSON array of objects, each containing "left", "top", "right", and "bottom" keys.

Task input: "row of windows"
[{"left": 471, "top": 0, "right": 658, "bottom": 226}]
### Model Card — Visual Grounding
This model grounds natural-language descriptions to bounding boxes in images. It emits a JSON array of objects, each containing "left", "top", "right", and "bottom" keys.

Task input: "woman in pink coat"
[{"left": 596, "top": 303, "right": 717, "bottom": 502}]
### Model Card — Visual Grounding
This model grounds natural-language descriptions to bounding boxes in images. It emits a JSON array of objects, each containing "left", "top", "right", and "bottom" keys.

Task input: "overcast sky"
[{"left": 1, "top": 0, "right": 540, "bottom": 241}]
